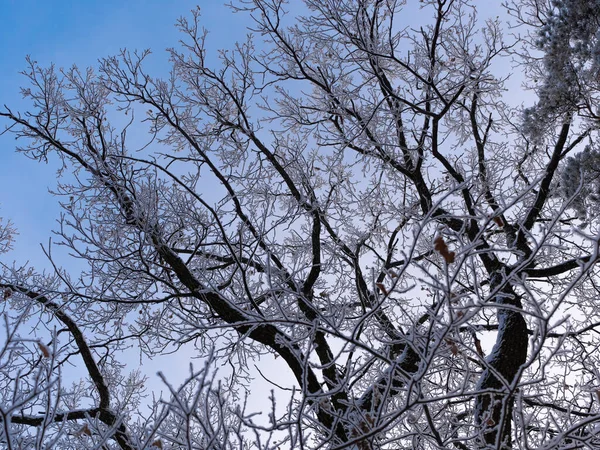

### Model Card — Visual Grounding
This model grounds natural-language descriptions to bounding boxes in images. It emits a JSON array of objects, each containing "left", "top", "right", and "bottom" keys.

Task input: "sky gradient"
[
  {"left": 0, "top": 1, "right": 248, "bottom": 266},
  {"left": 0, "top": 0, "right": 529, "bottom": 414},
  {"left": 0, "top": 0, "right": 264, "bottom": 394},
  {"left": 1, "top": 1, "right": 516, "bottom": 263}
]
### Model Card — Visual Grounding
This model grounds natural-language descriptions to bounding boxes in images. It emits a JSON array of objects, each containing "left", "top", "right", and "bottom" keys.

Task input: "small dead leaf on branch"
[
  {"left": 493, "top": 216, "right": 505, "bottom": 227},
  {"left": 37, "top": 342, "right": 50, "bottom": 358},
  {"left": 433, "top": 236, "right": 447, "bottom": 253},
  {"left": 76, "top": 424, "right": 92, "bottom": 437},
  {"left": 376, "top": 282, "right": 389, "bottom": 296},
  {"left": 434, "top": 236, "right": 456, "bottom": 264},
  {"left": 445, "top": 338, "right": 459, "bottom": 356},
  {"left": 3, "top": 288, "right": 11, "bottom": 300},
  {"left": 151, "top": 439, "right": 163, "bottom": 449}
]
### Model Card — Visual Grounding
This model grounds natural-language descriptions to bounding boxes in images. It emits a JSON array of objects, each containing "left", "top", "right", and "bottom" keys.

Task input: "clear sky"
[
  {"left": 0, "top": 0, "right": 527, "bottom": 416},
  {"left": 0, "top": 0, "right": 269, "bottom": 396},
  {"left": 0, "top": 1, "right": 328, "bottom": 420},
  {"left": 0, "top": 1, "right": 250, "bottom": 267},
  {"left": 0, "top": 1, "right": 517, "bottom": 265}
]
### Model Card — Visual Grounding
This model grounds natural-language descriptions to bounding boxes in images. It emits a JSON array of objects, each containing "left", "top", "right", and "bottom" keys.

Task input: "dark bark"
[
  {"left": 474, "top": 279, "right": 528, "bottom": 448},
  {"left": 0, "top": 284, "right": 135, "bottom": 450}
]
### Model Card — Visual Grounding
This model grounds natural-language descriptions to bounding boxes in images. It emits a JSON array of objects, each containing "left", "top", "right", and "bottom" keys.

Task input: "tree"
[{"left": 2, "top": 0, "right": 600, "bottom": 448}]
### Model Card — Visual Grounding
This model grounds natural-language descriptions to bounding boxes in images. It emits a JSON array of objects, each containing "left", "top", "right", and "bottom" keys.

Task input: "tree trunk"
[{"left": 475, "top": 278, "right": 528, "bottom": 448}]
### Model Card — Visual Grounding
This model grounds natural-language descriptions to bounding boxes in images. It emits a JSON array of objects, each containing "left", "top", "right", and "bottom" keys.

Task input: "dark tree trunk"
[{"left": 475, "top": 278, "right": 528, "bottom": 448}]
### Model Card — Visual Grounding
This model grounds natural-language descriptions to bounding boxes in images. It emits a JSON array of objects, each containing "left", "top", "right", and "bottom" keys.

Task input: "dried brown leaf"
[
  {"left": 38, "top": 342, "right": 50, "bottom": 358},
  {"left": 376, "top": 282, "right": 389, "bottom": 296}
]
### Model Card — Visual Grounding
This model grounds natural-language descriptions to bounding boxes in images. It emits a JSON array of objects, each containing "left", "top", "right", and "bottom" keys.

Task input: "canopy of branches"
[{"left": 3, "top": 0, "right": 600, "bottom": 449}]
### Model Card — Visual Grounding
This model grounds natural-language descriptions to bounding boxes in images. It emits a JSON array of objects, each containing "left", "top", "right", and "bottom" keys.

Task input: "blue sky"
[
  {"left": 0, "top": 1, "right": 250, "bottom": 266},
  {"left": 0, "top": 0, "right": 301, "bottom": 403},
  {"left": 0, "top": 1, "right": 517, "bottom": 266},
  {"left": 0, "top": 0, "right": 524, "bottom": 398},
  {"left": 0, "top": 0, "right": 274, "bottom": 397}
]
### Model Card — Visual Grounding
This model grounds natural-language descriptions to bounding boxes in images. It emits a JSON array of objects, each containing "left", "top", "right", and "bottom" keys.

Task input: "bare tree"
[{"left": 3, "top": 0, "right": 600, "bottom": 448}]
